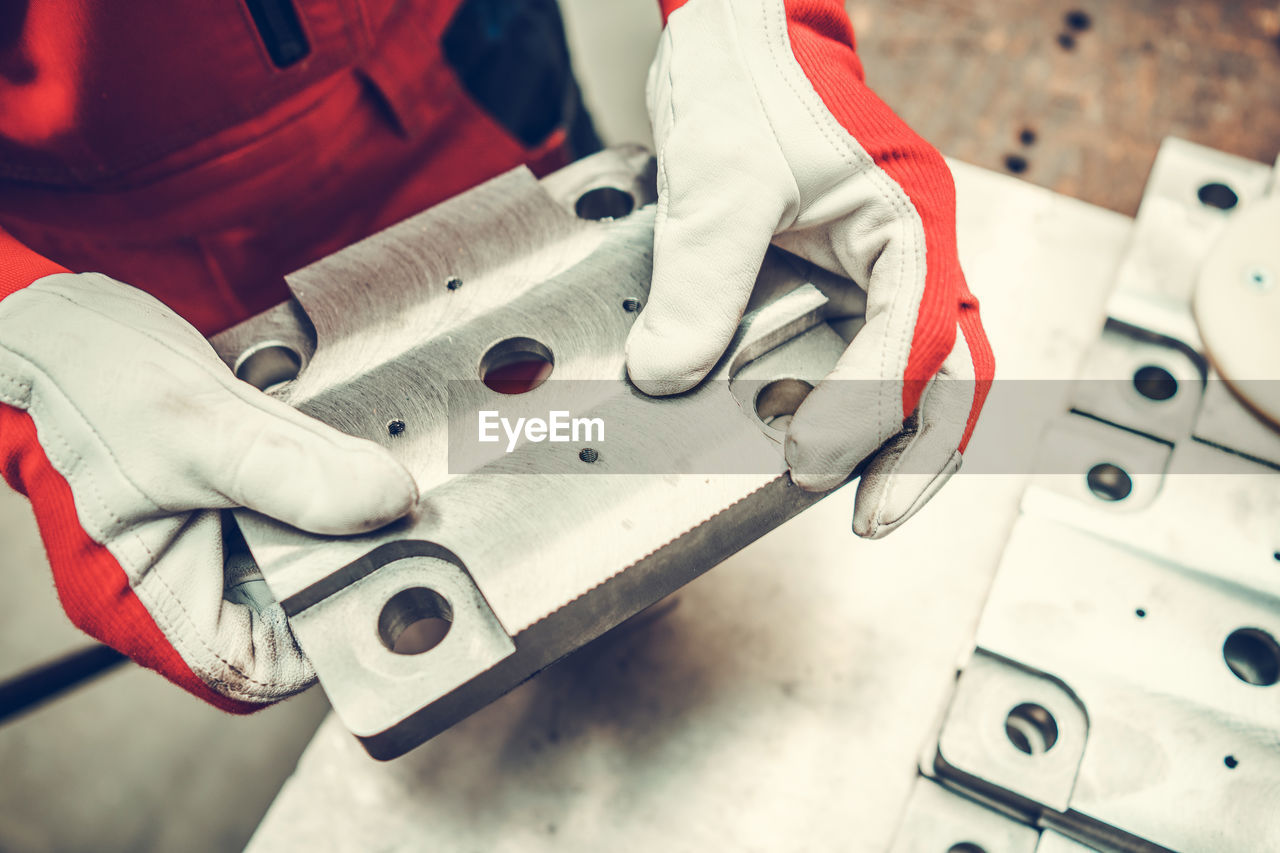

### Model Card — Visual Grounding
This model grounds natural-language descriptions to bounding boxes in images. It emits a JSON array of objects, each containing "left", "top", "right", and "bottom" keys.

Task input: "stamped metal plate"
[{"left": 211, "top": 147, "right": 859, "bottom": 759}]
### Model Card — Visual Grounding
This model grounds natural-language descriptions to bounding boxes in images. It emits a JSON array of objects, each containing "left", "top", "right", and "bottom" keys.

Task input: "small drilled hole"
[
  {"left": 1224, "top": 755, "right": 1239, "bottom": 769},
  {"left": 1064, "top": 9, "right": 1092, "bottom": 30},
  {"left": 1133, "top": 365, "right": 1178, "bottom": 401},
  {"left": 575, "top": 187, "right": 635, "bottom": 221},
  {"left": 480, "top": 337, "right": 554, "bottom": 394},
  {"left": 622, "top": 297, "right": 643, "bottom": 313},
  {"left": 235, "top": 342, "right": 302, "bottom": 391},
  {"left": 1005, "top": 703, "right": 1059, "bottom": 755},
  {"left": 1223, "top": 628, "right": 1280, "bottom": 686},
  {"left": 1136, "top": 608, "right": 1147, "bottom": 618},
  {"left": 387, "top": 419, "right": 406, "bottom": 437},
  {"left": 446, "top": 277, "right": 463, "bottom": 291},
  {"left": 378, "top": 587, "right": 452, "bottom": 655},
  {"left": 1086, "top": 463, "right": 1132, "bottom": 501},
  {"left": 1019, "top": 127, "right": 1037, "bottom": 146},
  {"left": 754, "top": 379, "right": 814, "bottom": 431},
  {"left": 579, "top": 447, "right": 599, "bottom": 464},
  {"left": 1198, "top": 182, "right": 1239, "bottom": 210},
  {"left": 1004, "top": 154, "right": 1029, "bottom": 174}
]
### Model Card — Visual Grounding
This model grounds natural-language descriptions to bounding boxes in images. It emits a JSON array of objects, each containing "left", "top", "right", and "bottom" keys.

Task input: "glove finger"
[
  {"left": 784, "top": 308, "right": 912, "bottom": 490},
  {"left": 852, "top": 326, "right": 976, "bottom": 538},
  {"left": 627, "top": 13, "right": 793, "bottom": 396},
  {"left": 625, "top": 155, "right": 791, "bottom": 395},
  {"left": 195, "top": 383, "right": 418, "bottom": 535}
]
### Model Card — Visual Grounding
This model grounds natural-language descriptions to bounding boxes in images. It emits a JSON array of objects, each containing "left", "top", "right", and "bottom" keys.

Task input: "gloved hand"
[
  {"left": 626, "top": 0, "right": 995, "bottom": 537},
  {"left": 0, "top": 271, "right": 418, "bottom": 710}
]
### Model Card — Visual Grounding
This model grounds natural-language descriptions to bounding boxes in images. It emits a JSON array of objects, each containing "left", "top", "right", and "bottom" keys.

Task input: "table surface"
[{"left": 246, "top": 160, "right": 1134, "bottom": 853}]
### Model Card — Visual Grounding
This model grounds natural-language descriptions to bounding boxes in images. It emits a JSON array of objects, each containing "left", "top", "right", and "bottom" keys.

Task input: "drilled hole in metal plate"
[
  {"left": 235, "top": 342, "right": 302, "bottom": 391},
  {"left": 480, "top": 337, "right": 554, "bottom": 394},
  {"left": 1005, "top": 703, "right": 1059, "bottom": 755},
  {"left": 1086, "top": 463, "right": 1132, "bottom": 501},
  {"left": 1132, "top": 364, "right": 1178, "bottom": 401},
  {"left": 622, "top": 297, "right": 643, "bottom": 313},
  {"left": 754, "top": 379, "right": 814, "bottom": 431},
  {"left": 378, "top": 587, "right": 453, "bottom": 655},
  {"left": 1064, "top": 9, "right": 1091, "bottom": 30},
  {"left": 575, "top": 187, "right": 635, "bottom": 221},
  {"left": 948, "top": 845, "right": 987, "bottom": 853},
  {"left": 1223, "top": 628, "right": 1280, "bottom": 686},
  {"left": 1198, "top": 182, "right": 1239, "bottom": 210},
  {"left": 579, "top": 447, "right": 599, "bottom": 464}
]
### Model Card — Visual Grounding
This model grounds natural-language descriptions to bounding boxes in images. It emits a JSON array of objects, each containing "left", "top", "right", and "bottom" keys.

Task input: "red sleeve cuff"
[{"left": 0, "top": 228, "right": 70, "bottom": 302}]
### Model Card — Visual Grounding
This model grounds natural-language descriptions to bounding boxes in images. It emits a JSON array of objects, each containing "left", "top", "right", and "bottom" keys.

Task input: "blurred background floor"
[{"left": 2, "top": 1, "right": 1278, "bottom": 851}]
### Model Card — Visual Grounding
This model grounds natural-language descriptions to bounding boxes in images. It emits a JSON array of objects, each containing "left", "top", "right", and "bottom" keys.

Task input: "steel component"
[
  {"left": 210, "top": 146, "right": 855, "bottom": 758},
  {"left": 905, "top": 139, "right": 1280, "bottom": 851}
]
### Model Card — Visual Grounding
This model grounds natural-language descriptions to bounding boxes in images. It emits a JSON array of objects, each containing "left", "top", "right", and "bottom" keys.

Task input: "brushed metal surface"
[{"left": 211, "top": 146, "right": 857, "bottom": 758}]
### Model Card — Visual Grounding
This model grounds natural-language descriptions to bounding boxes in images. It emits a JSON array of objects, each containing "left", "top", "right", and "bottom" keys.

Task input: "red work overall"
[{"left": 0, "top": 0, "right": 591, "bottom": 334}]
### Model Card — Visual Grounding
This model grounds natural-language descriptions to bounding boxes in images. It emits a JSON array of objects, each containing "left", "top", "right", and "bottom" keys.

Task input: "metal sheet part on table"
[{"left": 896, "top": 140, "right": 1280, "bottom": 852}]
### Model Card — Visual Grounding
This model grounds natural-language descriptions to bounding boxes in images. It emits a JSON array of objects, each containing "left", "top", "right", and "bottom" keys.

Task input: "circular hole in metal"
[
  {"left": 446, "top": 277, "right": 463, "bottom": 291},
  {"left": 1064, "top": 9, "right": 1091, "bottom": 30},
  {"left": 579, "top": 447, "right": 599, "bottom": 464},
  {"left": 235, "top": 342, "right": 302, "bottom": 391},
  {"left": 387, "top": 419, "right": 406, "bottom": 437},
  {"left": 378, "top": 587, "right": 453, "bottom": 655},
  {"left": 948, "top": 845, "right": 987, "bottom": 853},
  {"left": 1223, "top": 628, "right": 1280, "bottom": 686},
  {"left": 1086, "top": 463, "right": 1132, "bottom": 501},
  {"left": 575, "top": 187, "right": 635, "bottom": 221},
  {"left": 1132, "top": 365, "right": 1178, "bottom": 401},
  {"left": 1005, "top": 703, "right": 1059, "bottom": 755},
  {"left": 1198, "top": 182, "right": 1239, "bottom": 210},
  {"left": 480, "top": 337, "right": 554, "bottom": 394},
  {"left": 1224, "top": 755, "right": 1239, "bottom": 769},
  {"left": 622, "top": 297, "right": 643, "bottom": 313},
  {"left": 755, "top": 379, "right": 815, "bottom": 432}
]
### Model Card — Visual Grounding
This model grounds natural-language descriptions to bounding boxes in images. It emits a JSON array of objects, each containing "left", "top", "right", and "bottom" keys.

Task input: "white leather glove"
[
  {"left": 0, "top": 273, "right": 417, "bottom": 709},
  {"left": 626, "top": 0, "right": 995, "bottom": 537}
]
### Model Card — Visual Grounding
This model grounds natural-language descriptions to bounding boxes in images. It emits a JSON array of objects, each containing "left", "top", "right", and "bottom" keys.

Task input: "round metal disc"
[{"left": 1193, "top": 194, "right": 1280, "bottom": 428}]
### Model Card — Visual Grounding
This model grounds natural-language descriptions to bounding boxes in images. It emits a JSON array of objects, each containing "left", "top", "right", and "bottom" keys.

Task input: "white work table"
[{"left": 246, "top": 161, "right": 1132, "bottom": 852}]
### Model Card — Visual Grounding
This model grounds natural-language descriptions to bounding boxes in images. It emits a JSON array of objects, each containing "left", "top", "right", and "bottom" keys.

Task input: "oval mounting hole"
[
  {"left": 480, "top": 337, "right": 554, "bottom": 395},
  {"left": 1223, "top": 628, "right": 1280, "bottom": 686},
  {"left": 1086, "top": 463, "right": 1132, "bottom": 502},
  {"left": 754, "top": 379, "right": 814, "bottom": 432},
  {"left": 1132, "top": 365, "right": 1178, "bottom": 401},
  {"left": 575, "top": 187, "right": 635, "bottom": 221},
  {"left": 1197, "top": 182, "right": 1239, "bottom": 210},
  {"left": 378, "top": 587, "right": 453, "bottom": 655},
  {"left": 235, "top": 342, "right": 302, "bottom": 391},
  {"left": 1005, "top": 702, "right": 1059, "bottom": 755}
]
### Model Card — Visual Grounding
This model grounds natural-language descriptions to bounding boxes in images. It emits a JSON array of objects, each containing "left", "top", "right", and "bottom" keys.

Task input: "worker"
[{"left": 0, "top": 0, "right": 993, "bottom": 711}]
